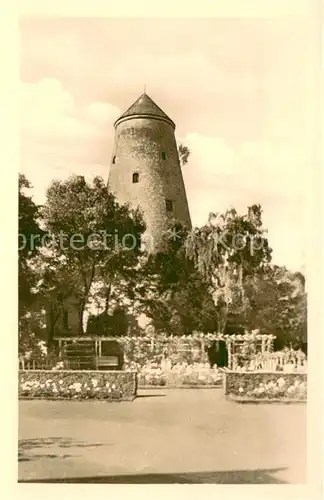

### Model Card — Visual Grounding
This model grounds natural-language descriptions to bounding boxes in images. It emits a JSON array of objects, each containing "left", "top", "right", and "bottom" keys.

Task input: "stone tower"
[{"left": 107, "top": 93, "right": 191, "bottom": 252}]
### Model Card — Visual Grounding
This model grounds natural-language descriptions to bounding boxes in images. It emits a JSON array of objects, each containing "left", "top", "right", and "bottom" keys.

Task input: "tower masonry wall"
[{"left": 108, "top": 117, "right": 191, "bottom": 251}]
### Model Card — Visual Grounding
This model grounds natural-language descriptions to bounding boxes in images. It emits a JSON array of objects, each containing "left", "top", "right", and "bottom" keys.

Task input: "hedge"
[{"left": 19, "top": 370, "right": 137, "bottom": 401}]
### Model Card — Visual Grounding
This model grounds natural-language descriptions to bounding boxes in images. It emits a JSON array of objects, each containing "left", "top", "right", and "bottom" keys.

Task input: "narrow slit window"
[
  {"left": 132, "top": 172, "right": 139, "bottom": 183},
  {"left": 165, "top": 199, "right": 173, "bottom": 212},
  {"left": 161, "top": 151, "right": 166, "bottom": 160},
  {"left": 112, "top": 156, "right": 116, "bottom": 164}
]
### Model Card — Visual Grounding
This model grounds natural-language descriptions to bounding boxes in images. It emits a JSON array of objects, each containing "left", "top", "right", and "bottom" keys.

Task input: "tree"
[
  {"left": 178, "top": 144, "right": 190, "bottom": 167},
  {"left": 18, "top": 174, "right": 44, "bottom": 320},
  {"left": 142, "top": 274, "right": 220, "bottom": 335},
  {"left": 87, "top": 305, "right": 130, "bottom": 336},
  {"left": 185, "top": 205, "right": 272, "bottom": 334},
  {"left": 18, "top": 308, "right": 47, "bottom": 356},
  {"left": 238, "top": 265, "right": 307, "bottom": 349},
  {"left": 41, "top": 175, "right": 146, "bottom": 335},
  {"left": 33, "top": 253, "right": 83, "bottom": 344},
  {"left": 133, "top": 220, "right": 220, "bottom": 334}
]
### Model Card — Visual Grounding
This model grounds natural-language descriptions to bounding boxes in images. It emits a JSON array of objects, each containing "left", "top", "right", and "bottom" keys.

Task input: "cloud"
[
  {"left": 20, "top": 76, "right": 307, "bottom": 270},
  {"left": 20, "top": 78, "right": 120, "bottom": 201},
  {"left": 180, "top": 132, "right": 307, "bottom": 270},
  {"left": 20, "top": 78, "right": 120, "bottom": 139},
  {"left": 87, "top": 102, "right": 120, "bottom": 124},
  {"left": 181, "top": 133, "right": 307, "bottom": 206},
  {"left": 182, "top": 133, "right": 235, "bottom": 176}
]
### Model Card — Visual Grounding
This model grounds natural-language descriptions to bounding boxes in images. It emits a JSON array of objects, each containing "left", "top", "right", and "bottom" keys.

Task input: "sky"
[{"left": 19, "top": 17, "right": 317, "bottom": 272}]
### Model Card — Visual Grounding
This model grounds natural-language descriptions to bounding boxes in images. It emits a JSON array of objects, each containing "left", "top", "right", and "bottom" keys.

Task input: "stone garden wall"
[
  {"left": 223, "top": 371, "right": 307, "bottom": 402},
  {"left": 19, "top": 370, "right": 137, "bottom": 401}
]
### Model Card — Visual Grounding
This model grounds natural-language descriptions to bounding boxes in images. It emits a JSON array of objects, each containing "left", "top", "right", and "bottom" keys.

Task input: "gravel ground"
[{"left": 18, "top": 388, "right": 306, "bottom": 484}]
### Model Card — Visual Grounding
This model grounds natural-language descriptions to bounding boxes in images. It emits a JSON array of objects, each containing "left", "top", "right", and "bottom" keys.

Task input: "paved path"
[{"left": 18, "top": 389, "right": 306, "bottom": 483}]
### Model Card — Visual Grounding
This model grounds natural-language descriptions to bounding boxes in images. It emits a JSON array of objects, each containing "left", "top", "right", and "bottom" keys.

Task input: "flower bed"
[
  {"left": 130, "top": 362, "right": 223, "bottom": 387},
  {"left": 19, "top": 370, "right": 137, "bottom": 401},
  {"left": 223, "top": 371, "right": 307, "bottom": 402}
]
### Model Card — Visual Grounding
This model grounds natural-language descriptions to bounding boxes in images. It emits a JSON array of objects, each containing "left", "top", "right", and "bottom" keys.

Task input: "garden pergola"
[{"left": 54, "top": 332, "right": 276, "bottom": 370}]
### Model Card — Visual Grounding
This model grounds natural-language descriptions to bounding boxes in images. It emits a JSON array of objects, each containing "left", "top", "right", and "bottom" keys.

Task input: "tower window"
[
  {"left": 161, "top": 152, "right": 166, "bottom": 160},
  {"left": 132, "top": 172, "right": 139, "bottom": 183},
  {"left": 112, "top": 156, "right": 116, "bottom": 164},
  {"left": 165, "top": 199, "right": 173, "bottom": 212}
]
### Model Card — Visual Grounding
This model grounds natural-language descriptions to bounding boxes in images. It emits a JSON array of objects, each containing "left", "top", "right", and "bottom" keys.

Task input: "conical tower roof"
[{"left": 114, "top": 93, "right": 175, "bottom": 128}]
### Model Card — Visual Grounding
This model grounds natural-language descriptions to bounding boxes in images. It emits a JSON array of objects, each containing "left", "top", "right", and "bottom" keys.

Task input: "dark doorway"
[{"left": 207, "top": 341, "right": 228, "bottom": 368}]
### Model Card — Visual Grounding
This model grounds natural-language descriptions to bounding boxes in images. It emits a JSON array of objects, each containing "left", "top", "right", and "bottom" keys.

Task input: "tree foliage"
[
  {"left": 237, "top": 266, "right": 307, "bottom": 349},
  {"left": 18, "top": 171, "right": 307, "bottom": 352},
  {"left": 18, "top": 174, "right": 43, "bottom": 319},
  {"left": 86, "top": 306, "right": 141, "bottom": 337},
  {"left": 133, "top": 220, "right": 219, "bottom": 334},
  {"left": 40, "top": 175, "right": 145, "bottom": 335},
  {"left": 178, "top": 144, "right": 190, "bottom": 167},
  {"left": 186, "top": 205, "right": 272, "bottom": 333}
]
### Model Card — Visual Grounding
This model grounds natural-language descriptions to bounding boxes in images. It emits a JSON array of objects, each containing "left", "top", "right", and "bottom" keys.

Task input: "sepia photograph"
[{"left": 17, "top": 8, "right": 319, "bottom": 487}]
